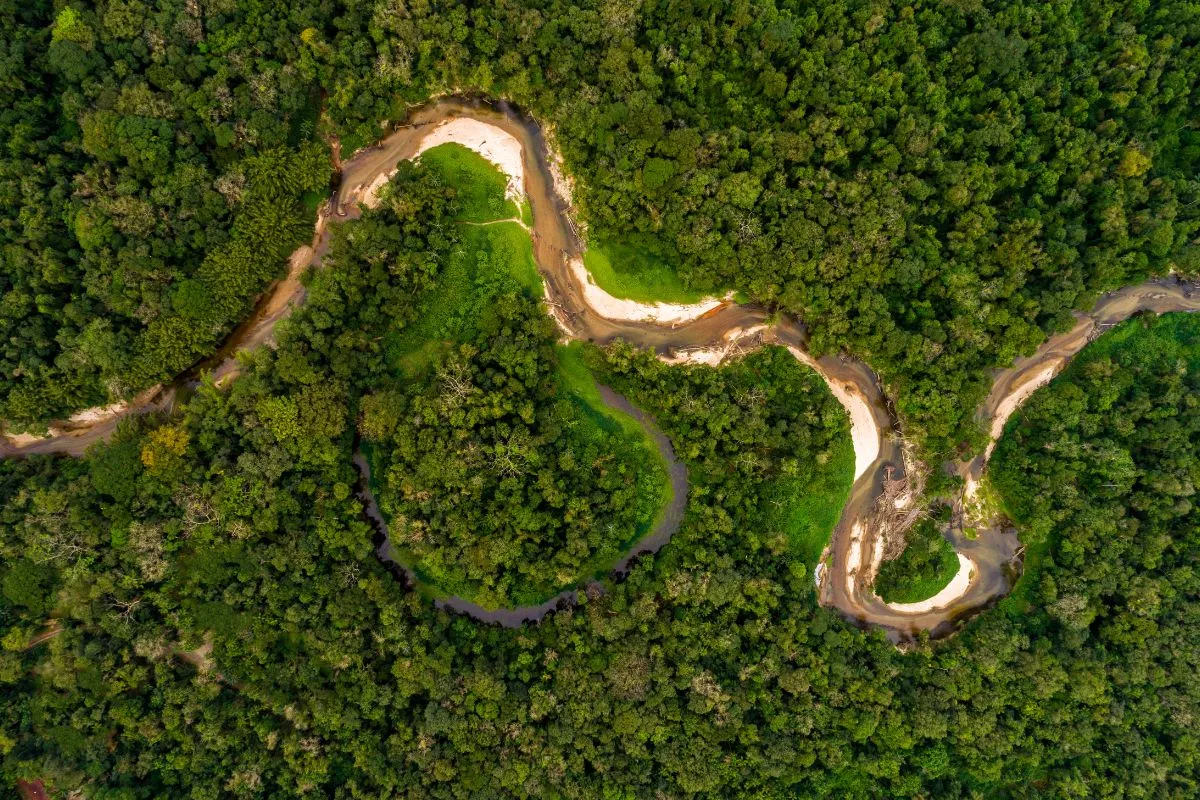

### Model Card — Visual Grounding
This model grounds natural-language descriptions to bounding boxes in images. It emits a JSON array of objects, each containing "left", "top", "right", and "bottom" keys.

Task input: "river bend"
[{"left": 4, "top": 97, "right": 1199, "bottom": 640}]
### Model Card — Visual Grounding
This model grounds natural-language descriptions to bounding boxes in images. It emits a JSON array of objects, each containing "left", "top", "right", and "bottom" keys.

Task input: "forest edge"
[{"left": 3, "top": 96, "right": 1199, "bottom": 643}]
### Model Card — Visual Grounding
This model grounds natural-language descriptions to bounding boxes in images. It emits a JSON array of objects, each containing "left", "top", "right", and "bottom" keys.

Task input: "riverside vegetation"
[
  {"left": 4, "top": 143, "right": 1200, "bottom": 800},
  {"left": 873, "top": 518, "right": 961, "bottom": 605},
  {"left": 3, "top": 1, "right": 1200, "bottom": 797},
  {"left": 362, "top": 144, "right": 674, "bottom": 608}
]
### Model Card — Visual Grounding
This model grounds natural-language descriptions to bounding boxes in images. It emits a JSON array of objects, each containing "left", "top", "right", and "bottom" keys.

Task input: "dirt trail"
[{"left": 4, "top": 97, "right": 1199, "bottom": 640}]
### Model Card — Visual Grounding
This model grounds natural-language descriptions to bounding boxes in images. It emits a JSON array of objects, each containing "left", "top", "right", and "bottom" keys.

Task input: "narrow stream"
[
  {"left": 352, "top": 383, "right": 687, "bottom": 627},
  {"left": 3, "top": 96, "right": 1199, "bottom": 640}
]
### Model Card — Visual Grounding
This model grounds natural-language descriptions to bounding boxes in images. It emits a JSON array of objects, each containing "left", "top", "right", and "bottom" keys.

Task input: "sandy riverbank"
[
  {"left": 785, "top": 346, "right": 880, "bottom": 481},
  {"left": 416, "top": 117, "right": 526, "bottom": 200},
  {"left": 883, "top": 554, "right": 976, "bottom": 614}
]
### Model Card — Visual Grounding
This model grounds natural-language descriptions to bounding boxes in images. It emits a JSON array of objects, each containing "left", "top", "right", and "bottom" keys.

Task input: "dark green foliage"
[
  {"left": 7, "top": 0, "right": 1198, "bottom": 456},
  {"left": 992, "top": 312, "right": 1200, "bottom": 620},
  {"left": 874, "top": 519, "right": 959, "bottom": 604},
  {"left": 0, "top": 1, "right": 329, "bottom": 426},
  {"left": 1, "top": 561, "right": 54, "bottom": 616},
  {"left": 367, "top": 301, "right": 670, "bottom": 607},
  {"left": 3, "top": 1, "right": 1200, "bottom": 797},
  {"left": 371, "top": 271, "right": 669, "bottom": 608}
]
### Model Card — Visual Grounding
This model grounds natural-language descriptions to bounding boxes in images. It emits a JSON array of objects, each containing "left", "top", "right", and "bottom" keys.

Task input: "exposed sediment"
[{"left": 5, "top": 96, "right": 1199, "bottom": 641}]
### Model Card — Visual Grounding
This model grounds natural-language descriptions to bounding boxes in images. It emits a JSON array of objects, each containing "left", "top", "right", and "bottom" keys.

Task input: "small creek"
[
  {"left": 3, "top": 96, "right": 1199, "bottom": 641},
  {"left": 352, "top": 384, "right": 687, "bottom": 626}
]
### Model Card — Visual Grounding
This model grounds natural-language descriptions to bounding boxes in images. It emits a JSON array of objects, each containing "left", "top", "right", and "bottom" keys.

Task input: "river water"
[
  {"left": 351, "top": 382, "right": 688, "bottom": 627},
  {"left": 4, "top": 96, "right": 1199, "bottom": 640}
]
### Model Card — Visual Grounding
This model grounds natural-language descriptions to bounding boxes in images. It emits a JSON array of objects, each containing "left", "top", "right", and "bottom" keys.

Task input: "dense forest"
[
  {"left": 0, "top": 0, "right": 329, "bottom": 427},
  {"left": 3, "top": 0, "right": 1196, "bottom": 457},
  {"left": 992, "top": 312, "right": 1200, "bottom": 635},
  {"left": 4, "top": 139, "right": 1200, "bottom": 799},
  {"left": 4, "top": 0, "right": 1200, "bottom": 797},
  {"left": 358, "top": 144, "right": 674, "bottom": 607}
]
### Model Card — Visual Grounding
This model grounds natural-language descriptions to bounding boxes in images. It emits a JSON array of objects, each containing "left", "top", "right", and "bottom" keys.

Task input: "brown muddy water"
[{"left": 4, "top": 96, "right": 1199, "bottom": 640}]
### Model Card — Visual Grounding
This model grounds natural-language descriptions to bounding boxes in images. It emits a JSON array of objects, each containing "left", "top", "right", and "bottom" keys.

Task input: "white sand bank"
[
  {"left": 883, "top": 554, "right": 975, "bottom": 613},
  {"left": 661, "top": 347, "right": 727, "bottom": 367},
  {"left": 68, "top": 401, "right": 129, "bottom": 425},
  {"left": 5, "top": 432, "right": 52, "bottom": 446},
  {"left": 785, "top": 346, "right": 880, "bottom": 481},
  {"left": 845, "top": 522, "right": 866, "bottom": 576},
  {"left": 416, "top": 117, "right": 525, "bottom": 200},
  {"left": 357, "top": 118, "right": 527, "bottom": 210},
  {"left": 569, "top": 258, "right": 728, "bottom": 325}
]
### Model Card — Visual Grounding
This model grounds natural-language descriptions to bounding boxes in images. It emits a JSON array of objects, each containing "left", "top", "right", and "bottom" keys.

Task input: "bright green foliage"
[
  {"left": 383, "top": 145, "right": 542, "bottom": 377},
  {"left": 418, "top": 143, "right": 520, "bottom": 222},
  {"left": 874, "top": 519, "right": 960, "bottom": 604},
  {"left": 49, "top": 8, "right": 91, "bottom": 47},
  {"left": 582, "top": 238, "right": 714, "bottom": 304}
]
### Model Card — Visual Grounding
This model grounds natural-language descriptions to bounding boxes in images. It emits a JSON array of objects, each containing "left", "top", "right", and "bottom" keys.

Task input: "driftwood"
[{"left": 870, "top": 452, "right": 929, "bottom": 569}]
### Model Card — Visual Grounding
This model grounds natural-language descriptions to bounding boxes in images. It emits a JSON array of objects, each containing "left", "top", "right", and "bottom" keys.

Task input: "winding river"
[
  {"left": 353, "top": 385, "right": 689, "bottom": 626},
  {"left": 3, "top": 97, "right": 1199, "bottom": 641}
]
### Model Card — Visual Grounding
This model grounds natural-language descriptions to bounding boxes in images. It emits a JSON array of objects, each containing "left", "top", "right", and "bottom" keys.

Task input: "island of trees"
[{"left": 2, "top": 1, "right": 1199, "bottom": 798}]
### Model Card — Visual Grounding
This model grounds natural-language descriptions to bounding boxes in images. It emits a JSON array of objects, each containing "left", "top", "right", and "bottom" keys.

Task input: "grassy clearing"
[
  {"left": 385, "top": 221, "right": 541, "bottom": 377},
  {"left": 384, "top": 144, "right": 541, "bottom": 377},
  {"left": 418, "top": 142, "right": 520, "bottom": 222},
  {"left": 874, "top": 519, "right": 959, "bottom": 603},
  {"left": 369, "top": 147, "right": 674, "bottom": 607},
  {"left": 762, "top": 438, "right": 855, "bottom": 570},
  {"left": 582, "top": 238, "right": 715, "bottom": 305}
]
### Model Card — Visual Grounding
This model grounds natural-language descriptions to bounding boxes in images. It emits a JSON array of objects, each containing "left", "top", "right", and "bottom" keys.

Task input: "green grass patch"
[
  {"left": 385, "top": 221, "right": 541, "bottom": 376},
  {"left": 418, "top": 142, "right": 520, "bottom": 223},
  {"left": 762, "top": 438, "right": 855, "bottom": 569},
  {"left": 383, "top": 143, "right": 542, "bottom": 377},
  {"left": 874, "top": 519, "right": 959, "bottom": 604},
  {"left": 300, "top": 189, "right": 325, "bottom": 214},
  {"left": 583, "top": 238, "right": 715, "bottom": 305}
]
